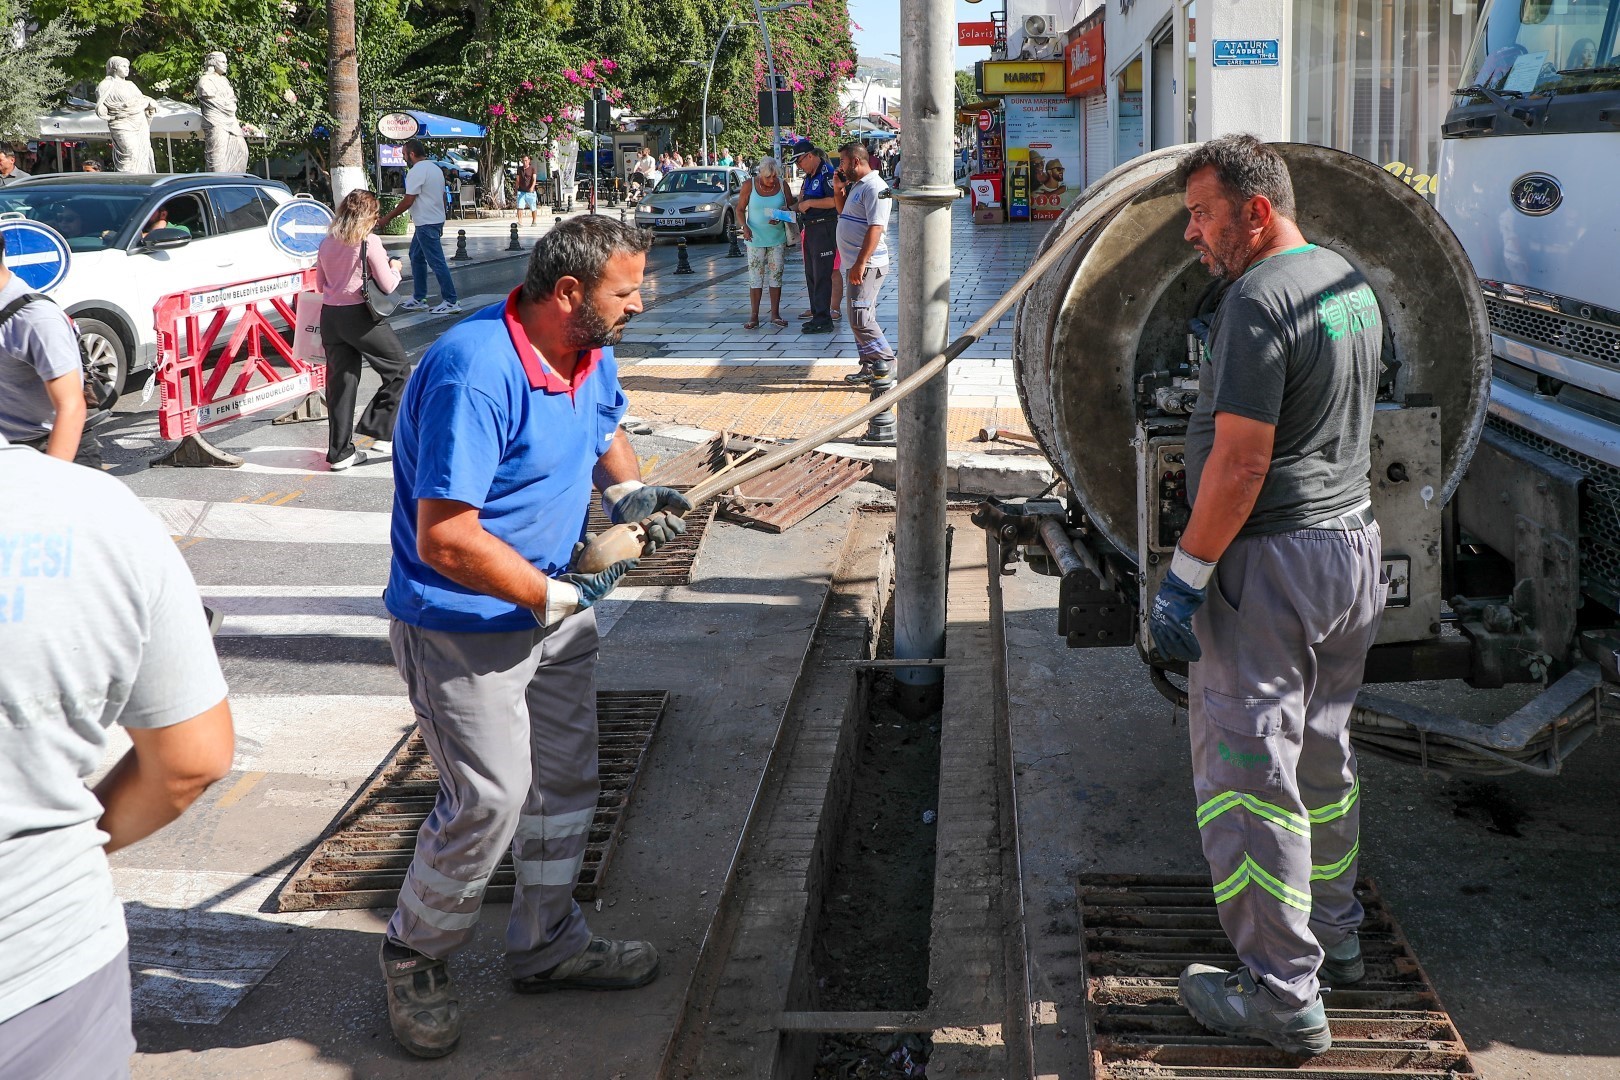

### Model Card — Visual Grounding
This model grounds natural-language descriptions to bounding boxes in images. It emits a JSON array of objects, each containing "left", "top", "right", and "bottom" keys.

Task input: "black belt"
[
  {"left": 1308, "top": 501, "right": 1376, "bottom": 531},
  {"left": 802, "top": 209, "right": 836, "bottom": 222}
]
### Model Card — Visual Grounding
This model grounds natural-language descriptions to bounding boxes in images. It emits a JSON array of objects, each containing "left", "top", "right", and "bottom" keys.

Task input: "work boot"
[
  {"left": 1321, "top": 932, "right": 1365, "bottom": 986},
  {"left": 380, "top": 939, "right": 461, "bottom": 1059},
  {"left": 511, "top": 936, "right": 660, "bottom": 994},
  {"left": 844, "top": 367, "right": 876, "bottom": 385},
  {"left": 1179, "top": 963, "right": 1332, "bottom": 1057},
  {"left": 801, "top": 319, "right": 834, "bottom": 334}
]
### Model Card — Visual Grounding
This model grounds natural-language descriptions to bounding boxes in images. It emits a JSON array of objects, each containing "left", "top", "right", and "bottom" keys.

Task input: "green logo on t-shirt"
[{"left": 1318, "top": 285, "right": 1379, "bottom": 341}]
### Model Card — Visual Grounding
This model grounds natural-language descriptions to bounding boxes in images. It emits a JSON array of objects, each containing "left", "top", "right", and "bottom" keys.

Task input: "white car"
[{"left": 0, "top": 173, "right": 309, "bottom": 389}]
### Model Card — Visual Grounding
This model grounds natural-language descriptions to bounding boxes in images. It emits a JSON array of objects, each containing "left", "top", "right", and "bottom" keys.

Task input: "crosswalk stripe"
[
  {"left": 387, "top": 292, "right": 507, "bottom": 331},
  {"left": 146, "top": 496, "right": 389, "bottom": 545}
]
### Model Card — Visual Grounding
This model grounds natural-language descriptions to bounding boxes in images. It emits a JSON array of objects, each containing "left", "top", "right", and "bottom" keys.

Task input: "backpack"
[{"left": 0, "top": 292, "right": 119, "bottom": 419}]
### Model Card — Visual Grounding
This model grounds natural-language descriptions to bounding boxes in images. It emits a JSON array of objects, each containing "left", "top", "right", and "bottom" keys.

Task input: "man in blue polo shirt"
[
  {"left": 792, "top": 140, "right": 839, "bottom": 334},
  {"left": 378, "top": 216, "right": 691, "bottom": 1059}
]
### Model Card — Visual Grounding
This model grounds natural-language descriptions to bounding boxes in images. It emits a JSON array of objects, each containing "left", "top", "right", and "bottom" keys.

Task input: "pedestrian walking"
[
  {"left": 832, "top": 143, "right": 895, "bottom": 386},
  {"left": 0, "top": 243, "right": 99, "bottom": 467},
  {"left": 1147, "top": 134, "right": 1386, "bottom": 1058},
  {"left": 315, "top": 189, "right": 412, "bottom": 471},
  {"left": 376, "top": 139, "right": 461, "bottom": 315},
  {"left": 737, "top": 158, "right": 793, "bottom": 329},
  {"left": 790, "top": 140, "right": 838, "bottom": 333},
  {"left": 718, "top": 147, "right": 734, "bottom": 167},
  {"left": 0, "top": 435, "right": 233, "bottom": 1077},
  {"left": 377, "top": 215, "right": 691, "bottom": 1059},
  {"left": 515, "top": 154, "right": 540, "bottom": 226}
]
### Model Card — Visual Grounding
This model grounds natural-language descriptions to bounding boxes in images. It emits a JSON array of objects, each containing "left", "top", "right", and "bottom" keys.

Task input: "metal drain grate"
[
  {"left": 651, "top": 434, "right": 872, "bottom": 533},
  {"left": 588, "top": 492, "right": 717, "bottom": 586},
  {"left": 275, "top": 690, "right": 669, "bottom": 912},
  {"left": 1080, "top": 873, "right": 1479, "bottom": 1078}
]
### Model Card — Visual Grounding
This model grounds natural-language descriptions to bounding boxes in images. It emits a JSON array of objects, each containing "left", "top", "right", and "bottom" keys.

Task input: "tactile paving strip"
[
  {"left": 589, "top": 492, "right": 717, "bottom": 586},
  {"left": 1079, "top": 873, "right": 1479, "bottom": 1079},
  {"left": 275, "top": 690, "right": 669, "bottom": 912}
]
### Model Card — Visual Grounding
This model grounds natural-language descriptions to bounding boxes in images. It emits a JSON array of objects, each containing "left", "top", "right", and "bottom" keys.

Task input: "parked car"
[
  {"left": 634, "top": 167, "right": 749, "bottom": 240},
  {"left": 430, "top": 154, "right": 477, "bottom": 183},
  {"left": 0, "top": 173, "right": 306, "bottom": 389}
]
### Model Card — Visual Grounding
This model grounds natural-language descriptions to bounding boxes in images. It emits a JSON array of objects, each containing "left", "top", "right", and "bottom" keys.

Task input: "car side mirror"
[{"left": 141, "top": 226, "right": 191, "bottom": 250}]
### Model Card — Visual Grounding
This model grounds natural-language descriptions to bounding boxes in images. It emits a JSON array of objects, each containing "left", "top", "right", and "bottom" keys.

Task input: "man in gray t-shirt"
[
  {"left": 0, "top": 440, "right": 234, "bottom": 1075},
  {"left": 1183, "top": 244, "right": 1382, "bottom": 532},
  {"left": 1146, "top": 136, "right": 1386, "bottom": 1060},
  {"left": 0, "top": 242, "right": 98, "bottom": 466}
]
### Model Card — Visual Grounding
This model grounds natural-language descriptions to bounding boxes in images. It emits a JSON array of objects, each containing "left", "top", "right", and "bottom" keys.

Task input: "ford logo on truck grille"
[{"left": 1510, "top": 173, "right": 1563, "bottom": 216}]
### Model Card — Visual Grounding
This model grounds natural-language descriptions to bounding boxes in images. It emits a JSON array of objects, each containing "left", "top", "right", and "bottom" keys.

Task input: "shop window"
[{"left": 1292, "top": 0, "right": 1480, "bottom": 198}]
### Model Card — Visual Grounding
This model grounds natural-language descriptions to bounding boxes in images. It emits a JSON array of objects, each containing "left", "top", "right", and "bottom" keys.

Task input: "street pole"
[
  {"left": 893, "top": 0, "right": 954, "bottom": 714},
  {"left": 327, "top": 0, "right": 366, "bottom": 202},
  {"left": 701, "top": 20, "right": 734, "bottom": 166},
  {"left": 753, "top": 0, "right": 785, "bottom": 163}
]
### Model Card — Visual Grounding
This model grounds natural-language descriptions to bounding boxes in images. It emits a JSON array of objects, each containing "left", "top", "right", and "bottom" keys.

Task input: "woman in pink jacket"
[{"left": 314, "top": 189, "right": 410, "bottom": 470}]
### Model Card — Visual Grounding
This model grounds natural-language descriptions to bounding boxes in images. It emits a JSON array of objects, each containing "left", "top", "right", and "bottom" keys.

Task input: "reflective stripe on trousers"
[
  {"left": 1187, "top": 522, "right": 1386, "bottom": 1009},
  {"left": 385, "top": 611, "right": 600, "bottom": 977}
]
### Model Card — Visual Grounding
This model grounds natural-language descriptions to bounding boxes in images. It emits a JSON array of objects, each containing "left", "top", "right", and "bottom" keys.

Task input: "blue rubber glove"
[
  {"left": 602, "top": 481, "right": 693, "bottom": 550},
  {"left": 538, "top": 556, "right": 637, "bottom": 626},
  {"left": 1148, "top": 548, "right": 1216, "bottom": 663}
]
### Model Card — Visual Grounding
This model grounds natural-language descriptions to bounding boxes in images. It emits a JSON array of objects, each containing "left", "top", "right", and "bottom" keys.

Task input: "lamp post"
[
  {"left": 753, "top": 0, "right": 808, "bottom": 164},
  {"left": 683, "top": 17, "right": 736, "bottom": 166}
]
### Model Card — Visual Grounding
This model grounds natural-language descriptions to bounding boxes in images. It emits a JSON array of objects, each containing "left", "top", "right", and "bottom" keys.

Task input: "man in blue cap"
[{"left": 791, "top": 140, "right": 838, "bottom": 333}]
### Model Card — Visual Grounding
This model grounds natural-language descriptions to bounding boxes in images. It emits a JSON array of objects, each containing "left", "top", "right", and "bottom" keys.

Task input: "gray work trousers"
[
  {"left": 845, "top": 266, "right": 896, "bottom": 371},
  {"left": 386, "top": 612, "right": 600, "bottom": 978},
  {"left": 1188, "top": 521, "right": 1385, "bottom": 1010},
  {"left": 0, "top": 947, "right": 133, "bottom": 1079}
]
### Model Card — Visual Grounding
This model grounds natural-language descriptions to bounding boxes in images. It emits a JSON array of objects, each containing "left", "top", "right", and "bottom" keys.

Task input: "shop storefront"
[
  {"left": 1103, "top": 0, "right": 1479, "bottom": 199},
  {"left": 1065, "top": 10, "right": 1111, "bottom": 186},
  {"left": 977, "top": 60, "right": 1077, "bottom": 224},
  {"left": 1291, "top": 0, "right": 1479, "bottom": 197}
]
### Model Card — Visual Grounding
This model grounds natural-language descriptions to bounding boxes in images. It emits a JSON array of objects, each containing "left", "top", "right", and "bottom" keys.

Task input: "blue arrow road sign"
[
  {"left": 0, "top": 219, "right": 71, "bottom": 293},
  {"left": 268, "top": 198, "right": 335, "bottom": 259}
]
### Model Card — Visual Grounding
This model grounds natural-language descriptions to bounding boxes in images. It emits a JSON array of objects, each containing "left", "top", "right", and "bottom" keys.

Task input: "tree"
[
  {"left": 955, "top": 68, "right": 978, "bottom": 110},
  {"left": 0, "top": 1, "right": 80, "bottom": 142},
  {"left": 328, "top": 0, "right": 363, "bottom": 201}
]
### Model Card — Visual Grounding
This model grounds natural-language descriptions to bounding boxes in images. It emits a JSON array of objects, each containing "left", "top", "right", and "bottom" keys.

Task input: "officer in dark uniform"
[{"left": 791, "top": 140, "right": 838, "bottom": 334}]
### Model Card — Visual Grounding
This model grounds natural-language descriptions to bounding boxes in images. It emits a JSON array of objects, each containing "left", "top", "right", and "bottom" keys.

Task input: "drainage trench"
[{"left": 810, "top": 586, "right": 944, "bottom": 1076}]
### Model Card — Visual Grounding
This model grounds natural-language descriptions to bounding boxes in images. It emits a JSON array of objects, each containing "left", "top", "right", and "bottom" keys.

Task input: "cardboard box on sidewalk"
[{"left": 973, "top": 205, "right": 1004, "bottom": 225}]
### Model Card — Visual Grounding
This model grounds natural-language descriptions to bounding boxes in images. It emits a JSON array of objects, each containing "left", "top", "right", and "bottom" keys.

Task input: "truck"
[{"left": 994, "top": 52, "right": 1620, "bottom": 776}]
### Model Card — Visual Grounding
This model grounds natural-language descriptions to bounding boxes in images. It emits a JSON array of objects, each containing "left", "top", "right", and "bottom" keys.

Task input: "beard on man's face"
[
  {"left": 566, "top": 292, "right": 633, "bottom": 349},
  {"left": 1197, "top": 218, "right": 1253, "bottom": 281}
]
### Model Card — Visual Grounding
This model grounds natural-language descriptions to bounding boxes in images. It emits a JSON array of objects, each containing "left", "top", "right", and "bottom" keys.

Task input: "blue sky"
[{"left": 847, "top": 0, "right": 993, "bottom": 73}]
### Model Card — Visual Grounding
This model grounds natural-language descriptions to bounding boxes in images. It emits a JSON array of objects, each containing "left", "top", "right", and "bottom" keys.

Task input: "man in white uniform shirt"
[
  {"left": 378, "top": 139, "right": 461, "bottom": 314},
  {"left": 831, "top": 142, "right": 894, "bottom": 387}
]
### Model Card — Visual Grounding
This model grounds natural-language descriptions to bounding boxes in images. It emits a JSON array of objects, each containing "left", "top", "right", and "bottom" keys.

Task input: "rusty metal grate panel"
[
  {"left": 1080, "top": 873, "right": 1479, "bottom": 1079},
  {"left": 275, "top": 690, "right": 669, "bottom": 912},
  {"left": 650, "top": 434, "right": 872, "bottom": 533},
  {"left": 590, "top": 492, "right": 717, "bottom": 586}
]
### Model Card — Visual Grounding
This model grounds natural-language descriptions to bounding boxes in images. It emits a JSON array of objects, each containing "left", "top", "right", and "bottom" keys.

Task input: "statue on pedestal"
[
  {"left": 196, "top": 51, "right": 250, "bottom": 173},
  {"left": 95, "top": 56, "right": 157, "bottom": 174}
]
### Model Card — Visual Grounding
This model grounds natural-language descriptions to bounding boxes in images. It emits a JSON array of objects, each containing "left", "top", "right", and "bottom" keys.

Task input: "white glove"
[{"left": 537, "top": 578, "right": 582, "bottom": 627}]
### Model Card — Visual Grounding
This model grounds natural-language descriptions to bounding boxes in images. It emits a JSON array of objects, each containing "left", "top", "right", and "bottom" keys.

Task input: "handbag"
[{"left": 360, "top": 235, "right": 400, "bottom": 318}]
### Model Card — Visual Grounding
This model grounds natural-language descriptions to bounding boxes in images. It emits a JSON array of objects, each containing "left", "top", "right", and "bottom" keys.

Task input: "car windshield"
[
  {"left": 1459, "top": 0, "right": 1620, "bottom": 97},
  {"left": 654, "top": 171, "right": 727, "bottom": 194},
  {"left": 0, "top": 187, "right": 150, "bottom": 251}
]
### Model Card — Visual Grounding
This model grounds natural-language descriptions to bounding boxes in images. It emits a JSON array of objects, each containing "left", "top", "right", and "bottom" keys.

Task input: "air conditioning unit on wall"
[{"left": 1023, "top": 13, "right": 1059, "bottom": 37}]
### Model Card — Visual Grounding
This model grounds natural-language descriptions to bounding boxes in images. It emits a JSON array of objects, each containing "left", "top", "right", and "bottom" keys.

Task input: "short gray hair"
[
  {"left": 521, "top": 215, "right": 653, "bottom": 301},
  {"left": 754, "top": 158, "right": 780, "bottom": 178},
  {"left": 1177, "top": 133, "right": 1297, "bottom": 220}
]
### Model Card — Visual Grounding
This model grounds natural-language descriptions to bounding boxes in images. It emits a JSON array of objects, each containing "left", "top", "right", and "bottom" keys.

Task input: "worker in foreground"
[
  {"left": 1147, "top": 135, "right": 1386, "bottom": 1056},
  {"left": 378, "top": 216, "right": 690, "bottom": 1058}
]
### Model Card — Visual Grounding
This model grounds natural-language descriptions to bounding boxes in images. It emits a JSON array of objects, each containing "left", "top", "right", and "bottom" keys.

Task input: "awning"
[
  {"left": 406, "top": 110, "right": 485, "bottom": 139},
  {"left": 38, "top": 98, "right": 267, "bottom": 141}
]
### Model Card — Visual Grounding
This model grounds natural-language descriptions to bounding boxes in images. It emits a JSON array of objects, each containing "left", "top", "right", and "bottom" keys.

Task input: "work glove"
[
  {"left": 537, "top": 555, "right": 637, "bottom": 627},
  {"left": 1147, "top": 547, "right": 1216, "bottom": 663},
  {"left": 602, "top": 480, "right": 693, "bottom": 550}
]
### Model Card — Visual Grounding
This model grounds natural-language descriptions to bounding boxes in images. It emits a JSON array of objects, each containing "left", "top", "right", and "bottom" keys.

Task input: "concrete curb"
[{"left": 627, "top": 418, "right": 1055, "bottom": 499}]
